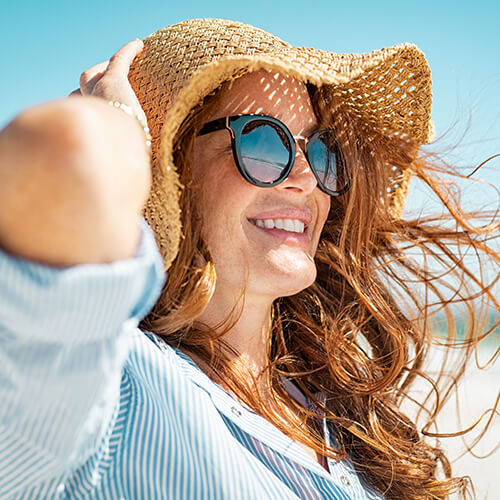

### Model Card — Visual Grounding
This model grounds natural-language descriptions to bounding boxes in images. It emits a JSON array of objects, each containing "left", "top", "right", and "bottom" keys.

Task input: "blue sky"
[{"left": 1, "top": 0, "right": 499, "bottom": 217}]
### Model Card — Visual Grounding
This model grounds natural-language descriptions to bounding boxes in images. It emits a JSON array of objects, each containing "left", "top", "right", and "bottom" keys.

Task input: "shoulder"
[
  {"left": 123, "top": 331, "right": 184, "bottom": 390},
  {"left": 117, "top": 330, "right": 229, "bottom": 459},
  {"left": 122, "top": 331, "right": 215, "bottom": 413}
]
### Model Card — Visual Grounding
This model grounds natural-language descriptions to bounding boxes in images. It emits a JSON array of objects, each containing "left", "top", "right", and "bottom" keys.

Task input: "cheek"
[
  {"left": 198, "top": 162, "right": 254, "bottom": 254},
  {"left": 202, "top": 167, "right": 247, "bottom": 220}
]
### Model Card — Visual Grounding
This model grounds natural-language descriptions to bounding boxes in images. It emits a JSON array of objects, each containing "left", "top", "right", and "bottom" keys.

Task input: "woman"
[{"left": 0, "top": 19, "right": 498, "bottom": 499}]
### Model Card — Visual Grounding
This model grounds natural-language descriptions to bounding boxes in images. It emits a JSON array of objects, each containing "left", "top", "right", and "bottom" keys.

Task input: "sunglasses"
[{"left": 197, "top": 114, "right": 350, "bottom": 197}]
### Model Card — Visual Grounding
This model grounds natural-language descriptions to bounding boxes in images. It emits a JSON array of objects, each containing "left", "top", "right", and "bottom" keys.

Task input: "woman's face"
[{"left": 191, "top": 70, "right": 331, "bottom": 300}]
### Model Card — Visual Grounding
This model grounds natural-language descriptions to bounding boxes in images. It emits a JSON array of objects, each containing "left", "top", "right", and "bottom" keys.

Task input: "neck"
[{"left": 195, "top": 284, "right": 274, "bottom": 380}]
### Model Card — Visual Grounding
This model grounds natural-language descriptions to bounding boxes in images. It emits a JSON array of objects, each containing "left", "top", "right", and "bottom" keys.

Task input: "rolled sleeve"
[{"left": 0, "top": 218, "right": 165, "bottom": 496}]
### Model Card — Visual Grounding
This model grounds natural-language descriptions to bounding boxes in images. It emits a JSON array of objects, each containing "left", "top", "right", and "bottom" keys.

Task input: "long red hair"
[{"left": 142, "top": 79, "right": 500, "bottom": 499}]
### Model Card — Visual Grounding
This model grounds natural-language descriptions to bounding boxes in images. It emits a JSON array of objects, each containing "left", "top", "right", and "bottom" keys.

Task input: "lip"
[
  {"left": 247, "top": 220, "right": 310, "bottom": 246},
  {"left": 246, "top": 208, "right": 313, "bottom": 247},
  {"left": 247, "top": 208, "right": 313, "bottom": 227}
]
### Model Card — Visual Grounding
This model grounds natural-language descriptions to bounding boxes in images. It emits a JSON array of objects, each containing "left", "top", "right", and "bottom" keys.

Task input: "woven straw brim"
[{"left": 128, "top": 19, "right": 433, "bottom": 270}]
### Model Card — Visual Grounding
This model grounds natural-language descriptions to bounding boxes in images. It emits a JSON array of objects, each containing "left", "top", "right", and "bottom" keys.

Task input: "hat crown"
[
  {"left": 131, "top": 19, "right": 291, "bottom": 122},
  {"left": 128, "top": 18, "right": 433, "bottom": 268}
]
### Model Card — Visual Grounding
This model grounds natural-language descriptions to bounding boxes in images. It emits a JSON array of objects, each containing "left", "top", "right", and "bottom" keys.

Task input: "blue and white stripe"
[{"left": 0, "top": 220, "right": 382, "bottom": 499}]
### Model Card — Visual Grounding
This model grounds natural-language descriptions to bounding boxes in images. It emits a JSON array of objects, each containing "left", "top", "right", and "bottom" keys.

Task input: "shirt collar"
[{"left": 146, "top": 332, "right": 333, "bottom": 479}]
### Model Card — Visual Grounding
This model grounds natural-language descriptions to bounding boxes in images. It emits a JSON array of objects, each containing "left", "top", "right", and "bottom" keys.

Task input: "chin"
[{"left": 258, "top": 259, "right": 317, "bottom": 298}]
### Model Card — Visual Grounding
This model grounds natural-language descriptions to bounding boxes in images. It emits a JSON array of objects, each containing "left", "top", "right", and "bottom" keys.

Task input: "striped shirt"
[{"left": 0, "top": 220, "right": 383, "bottom": 499}]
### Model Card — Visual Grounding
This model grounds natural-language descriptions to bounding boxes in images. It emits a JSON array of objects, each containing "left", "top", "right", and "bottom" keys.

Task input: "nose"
[{"left": 277, "top": 143, "right": 317, "bottom": 195}]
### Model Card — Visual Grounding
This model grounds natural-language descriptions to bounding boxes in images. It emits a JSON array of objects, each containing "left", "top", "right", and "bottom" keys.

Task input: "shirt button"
[
  {"left": 340, "top": 475, "right": 351, "bottom": 486},
  {"left": 231, "top": 406, "right": 242, "bottom": 417}
]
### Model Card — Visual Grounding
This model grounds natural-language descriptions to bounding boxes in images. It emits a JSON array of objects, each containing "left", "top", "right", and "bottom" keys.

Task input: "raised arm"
[
  {"left": 0, "top": 40, "right": 165, "bottom": 497},
  {"left": 0, "top": 39, "right": 150, "bottom": 266}
]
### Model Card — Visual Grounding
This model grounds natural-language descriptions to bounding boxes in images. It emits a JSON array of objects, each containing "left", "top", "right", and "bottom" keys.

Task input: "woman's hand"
[{"left": 71, "top": 39, "right": 146, "bottom": 120}]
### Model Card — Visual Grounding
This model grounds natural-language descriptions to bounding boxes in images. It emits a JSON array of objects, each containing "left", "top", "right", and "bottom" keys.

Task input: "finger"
[
  {"left": 68, "top": 89, "right": 82, "bottom": 97},
  {"left": 80, "top": 61, "right": 109, "bottom": 88},
  {"left": 80, "top": 70, "right": 110, "bottom": 96},
  {"left": 106, "top": 39, "right": 144, "bottom": 76}
]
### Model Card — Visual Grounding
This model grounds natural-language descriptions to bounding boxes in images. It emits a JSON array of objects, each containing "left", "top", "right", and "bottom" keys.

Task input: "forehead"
[{"left": 211, "top": 69, "right": 317, "bottom": 134}]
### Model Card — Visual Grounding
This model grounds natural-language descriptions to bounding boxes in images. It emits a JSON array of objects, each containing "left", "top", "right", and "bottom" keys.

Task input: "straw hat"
[{"left": 128, "top": 18, "right": 433, "bottom": 270}]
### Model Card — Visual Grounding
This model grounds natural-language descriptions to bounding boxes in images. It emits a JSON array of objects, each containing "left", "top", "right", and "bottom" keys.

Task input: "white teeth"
[
  {"left": 252, "top": 218, "right": 306, "bottom": 233},
  {"left": 283, "top": 219, "right": 295, "bottom": 232}
]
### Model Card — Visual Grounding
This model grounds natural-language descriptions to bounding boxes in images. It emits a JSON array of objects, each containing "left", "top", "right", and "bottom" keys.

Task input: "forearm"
[{"left": 0, "top": 96, "right": 151, "bottom": 266}]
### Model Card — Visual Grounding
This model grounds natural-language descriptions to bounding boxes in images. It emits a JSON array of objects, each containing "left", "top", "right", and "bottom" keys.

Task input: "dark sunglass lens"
[
  {"left": 239, "top": 120, "right": 291, "bottom": 184},
  {"left": 308, "top": 131, "right": 347, "bottom": 193}
]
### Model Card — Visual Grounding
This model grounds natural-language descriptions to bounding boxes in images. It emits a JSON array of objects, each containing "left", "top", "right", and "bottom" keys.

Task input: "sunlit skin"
[{"left": 191, "top": 69, "right": 330, "bottom": 379}]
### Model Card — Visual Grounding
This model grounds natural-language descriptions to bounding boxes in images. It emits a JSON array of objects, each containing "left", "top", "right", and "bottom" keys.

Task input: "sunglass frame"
[{"left": 198, "top": 114, "right": 350, "bottom": 197}]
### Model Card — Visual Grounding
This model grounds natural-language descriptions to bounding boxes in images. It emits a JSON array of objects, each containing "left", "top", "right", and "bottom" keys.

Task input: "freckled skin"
[{"left": 191, "top": 70, "right": 331, "bottom": 302}]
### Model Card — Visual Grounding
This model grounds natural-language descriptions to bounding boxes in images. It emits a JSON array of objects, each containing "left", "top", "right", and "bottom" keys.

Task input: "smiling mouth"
[
  {"left": 248, "top": 217, "right": 307, "bottom": 234},
  {"left": 247, "top": 218, "right": 312, "bottom": 247}
]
